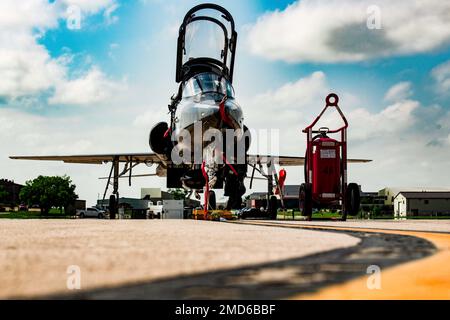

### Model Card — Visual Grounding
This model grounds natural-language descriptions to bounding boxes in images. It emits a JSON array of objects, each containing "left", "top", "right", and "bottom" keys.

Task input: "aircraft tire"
[
  {"left": 268, "top": 195, "right": 278, "bottom": 220},
  {"left": 344, "top": 183, "right": 360, "bottom": 220},
  {"left": 299, "top": 183, "right": 313, "bottom": 220}
]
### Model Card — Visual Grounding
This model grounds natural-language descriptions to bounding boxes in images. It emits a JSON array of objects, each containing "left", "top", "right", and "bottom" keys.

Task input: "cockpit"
[{"left": 182, "top": 73, "right": 235, "bottom": 98}]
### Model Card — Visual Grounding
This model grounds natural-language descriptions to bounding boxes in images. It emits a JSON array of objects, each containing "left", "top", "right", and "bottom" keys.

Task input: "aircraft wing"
[
  {"left": 10, "top": 153, "right": 371, "bottom": 166},
  {"left": 247, "top": 155, "right": 371, "bottom": 166},
  {"left": 9, "top": 153, "right": 166, "bottom": 165}
]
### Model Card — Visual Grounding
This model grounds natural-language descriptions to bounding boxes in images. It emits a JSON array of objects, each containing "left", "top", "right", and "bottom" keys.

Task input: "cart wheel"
[
  {"left": 268, "top": 195, "right": 278, "bottom": 220},
  {"left": 344, "top": 183, "right": 360, "bottom": 220},
  {"left": 208, "top": 190, "right": 217, "bottom": 210},
  {"left": 299, "top": 183, "right": 313, "bottom": 220}
]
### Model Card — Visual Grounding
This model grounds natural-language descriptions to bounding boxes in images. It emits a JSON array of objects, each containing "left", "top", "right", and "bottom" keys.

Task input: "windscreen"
[
  {"left": 182, "top": 73, "right": 235, "bottom": 98},
  {"left": 184, "top": 20, "right": 226, "bottom": 65}
]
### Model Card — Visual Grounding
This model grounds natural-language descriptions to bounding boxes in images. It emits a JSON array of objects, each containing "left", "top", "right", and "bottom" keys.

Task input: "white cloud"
[
  {"left": 49, "top": 67, "right": 126, "bottom": 106},
  {"left": 431, "top": 60, "right": 450, "bottom": 95},
  {"left": 347, "top": 99, "right": 419, "bottom": 141},
  {"left": 0, "top": 35, "right": 66, "bottom": 98},
  {"left": 384, "top": 81, "right": 413, "bottom": 102},
  {"left": 0, "top": 0, "right": 123, "bottom": 106},
  {"left": 244, "top": 71, "right": 328, "bottom": 129},
  {"left": 0, "top": 1, "right": 61, "bottom": 98},
  {"left": 0, "top": 1, "right": 58, "bottom": 31},
  {"left": 246, "top": 0, "right": 450, "bottom": 63},
  {"left": 133, "top": 108, "right": 168, "bottom": 128}
]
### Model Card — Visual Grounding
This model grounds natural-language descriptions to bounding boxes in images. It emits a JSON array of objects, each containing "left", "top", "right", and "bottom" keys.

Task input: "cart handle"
[
  {"left": 302, "top": 93, "right": 348, "bottom": 134},
  {"left": 318, "top": 127, "right": 329, "bottom": 135}
]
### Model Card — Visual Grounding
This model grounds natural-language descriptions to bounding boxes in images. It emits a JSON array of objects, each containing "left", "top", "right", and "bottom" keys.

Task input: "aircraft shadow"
[{"left": 41, "top": 226, "right": 436, "bottom": 300}]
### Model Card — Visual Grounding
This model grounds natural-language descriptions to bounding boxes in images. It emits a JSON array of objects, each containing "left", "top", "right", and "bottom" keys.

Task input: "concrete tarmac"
[
  {"left": 267, "top": 219, "right": 450, "bottom": 233},
  {"left": 0, "top": 219, "right": 359, "bottom": 299},
  {"left": 236, "top": 220, "right": 450, "bottom": 299}
]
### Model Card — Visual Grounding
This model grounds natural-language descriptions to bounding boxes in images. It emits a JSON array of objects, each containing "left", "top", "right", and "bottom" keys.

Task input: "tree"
[
  {"left": 168, "top": 188, "right": 188, "bottom": 200},
  {"left": 20, "top": 175, "right": 78, "bottom": 215}
]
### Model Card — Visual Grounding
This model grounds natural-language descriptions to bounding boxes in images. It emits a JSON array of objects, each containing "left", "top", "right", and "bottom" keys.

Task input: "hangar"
[{"left": 394, "top": 191, "right": 450, "bottom": 217}]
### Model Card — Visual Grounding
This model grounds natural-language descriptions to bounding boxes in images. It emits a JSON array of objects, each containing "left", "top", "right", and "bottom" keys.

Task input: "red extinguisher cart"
[{"left": 299, "top": 93, "right": 360, "bottom": 221}]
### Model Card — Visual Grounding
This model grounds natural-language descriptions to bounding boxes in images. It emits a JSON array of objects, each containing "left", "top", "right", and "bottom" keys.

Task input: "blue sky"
[
  {"left": 37, "top": 0, "right": 450, "bottom": 112},
  {"left": 2, "top": 0, "right": 450, "bottom": 205}
]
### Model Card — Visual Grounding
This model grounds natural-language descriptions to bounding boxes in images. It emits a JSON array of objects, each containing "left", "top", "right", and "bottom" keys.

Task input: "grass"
[
  {"left": 0, "top": 210, "right": 72, "bottom": 219},
  {"left": 277, "top": 210, "right": 353, "bottom": 220}
]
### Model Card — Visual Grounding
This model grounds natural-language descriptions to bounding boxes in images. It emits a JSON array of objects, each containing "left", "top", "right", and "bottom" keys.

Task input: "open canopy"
[{"left": 176, "top": 3, "right": 237, "bottom": 83}]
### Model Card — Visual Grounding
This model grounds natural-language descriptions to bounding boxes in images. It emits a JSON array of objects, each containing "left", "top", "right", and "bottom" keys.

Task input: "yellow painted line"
[{"left": 234, "top": 221, "right": 450, "bottom": 300}]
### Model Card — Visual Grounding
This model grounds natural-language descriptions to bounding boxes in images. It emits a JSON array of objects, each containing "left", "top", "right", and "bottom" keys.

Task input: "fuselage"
[
  {"left": 169, "top": 72, "right": 246, "bottom": 190},
  {"left": 176, "top": 92, "right": 243, "bottom": 133},
  {"left": 174, "top": 72, "right": 244, "bottom": 155}
]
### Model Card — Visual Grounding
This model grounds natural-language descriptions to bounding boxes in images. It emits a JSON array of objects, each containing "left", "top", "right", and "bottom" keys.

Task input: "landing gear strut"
[
  {"left": 224, "top": 169, "right": 246, "bottom": 210},
  {"left": 208, "top": 190, "right": 217, "bottom": 210},
  {"left": 103, "top": 156, "right": 120, "bottom": 219}
]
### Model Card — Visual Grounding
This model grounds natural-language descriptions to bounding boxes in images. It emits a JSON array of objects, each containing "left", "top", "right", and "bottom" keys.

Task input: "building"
[
  {"left": 394, "top": 192, "right": 450, "bottom": 217},
  {"left": 378, "top": 187, "right": 403, "bottom": 206},
  {"left": 0, "top": 179, "right": 23, "bottom": 206},
  {"left": 97, "top": 197, "right": 151, "bottom": 218},
  {"left": 246, "top": 185, "right": 300, "bottom": 209},
  {"left": 378, "top": 187, "right": 450, "bottom": 206}
]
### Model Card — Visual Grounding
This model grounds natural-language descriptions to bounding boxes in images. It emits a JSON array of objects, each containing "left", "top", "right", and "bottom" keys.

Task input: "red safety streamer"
[
  {"left": 163, "top": 127, "right": 171, "bottom": 139},
  {"left": 201, "top": 161, "right": 209, "bottom": 216},
  {"left": 275, "top": 168, "right": 287, "bottom": 195},
  {"left": 219, "top": 96, "right": 233, "bottom": 126}
]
